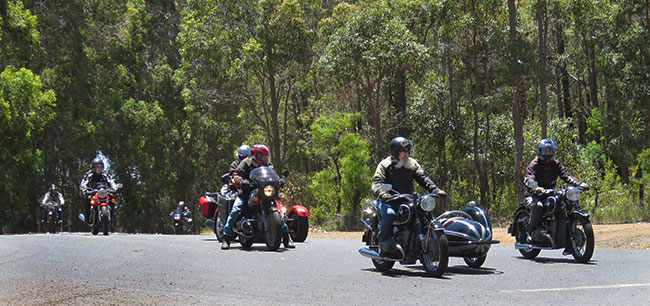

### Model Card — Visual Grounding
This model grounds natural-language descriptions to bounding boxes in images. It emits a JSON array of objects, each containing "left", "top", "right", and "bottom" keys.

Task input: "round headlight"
[
  {"left": 264, "top": 185, "right": 276, "bottom": 197},
  {"left": 98, "top": 189, "right": 108, "bottom": 198},
  {"left": 420, "top": 195, "right": 436, "bottom": 212},
  {"left": 566, "top": 187, "right": 580, "bottom": 201}
]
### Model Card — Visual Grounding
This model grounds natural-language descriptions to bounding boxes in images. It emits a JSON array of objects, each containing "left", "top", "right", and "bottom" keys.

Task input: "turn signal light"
[
  {"left": 90, "top": 200, "right": 95, "bottom": 205},
  {"left": 111, "top": 198, "right": 116, "bottom": 203},
  {"left": 253, "top": 196, "right": 259, "bottom": 202}
]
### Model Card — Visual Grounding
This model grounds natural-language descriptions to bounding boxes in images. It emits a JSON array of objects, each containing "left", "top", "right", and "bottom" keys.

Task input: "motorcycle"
[
  {"left": 232, "top": 166, "right": 288, "bottom": 251},
  {"left": 200, "top": 173, "right": 237, "bottom": 242},
  {"left": 80, "top": 182, "right": 122, "bottom": 236},
  {"left": 170, "top": 207, "right": 193, "bottom": 234},
  {"left": 434, "top": 202, "right": 499, "bottom": 268},
  {"left": 42, "top": 201, "right": 61, "bottom": 234},
  {"left": 508, "top": 180, "right": 594, "bottom": 263},
  {"left": 359, "top": 184, "right": 449, "bottom": 277}
]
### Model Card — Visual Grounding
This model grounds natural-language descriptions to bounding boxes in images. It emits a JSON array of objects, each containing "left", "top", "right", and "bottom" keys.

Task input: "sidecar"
[
  {"left": 282, "top": 204, "right": 310, "bottom": 242},
  {"left": 435, "top": 202, "right": 499, "bottom": 268}
]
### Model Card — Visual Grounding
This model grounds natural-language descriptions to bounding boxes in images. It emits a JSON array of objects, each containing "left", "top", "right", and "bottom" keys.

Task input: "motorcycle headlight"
[
  {"left": 174, "top": 216, "right": 181, "bottom": 220},
  {"left": 263, "top": 185, "right": 276, "bottom": 197},
  {"left": 566, "top": 187, "right": 580, "bottom": 202},
  {"left": 420, "top": 195, "right": 436, "bottom": 212},
  {"left": 98, "top": 189, "right": 108, "bottom": 199}
]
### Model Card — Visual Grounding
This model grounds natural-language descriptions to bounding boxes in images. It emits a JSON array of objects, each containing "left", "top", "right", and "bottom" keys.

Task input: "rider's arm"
[
  {"left": 555, "top": 160, "right": 581, "bottom": 186},
  {"left": 58, "top": 193, "right": 65, "bottom": 206},
  {"left": 371, "top": 158, "right": 392, "bottom": 200},
  {"left": 412, "top": 159, "right": 441, "bottom": 194}
]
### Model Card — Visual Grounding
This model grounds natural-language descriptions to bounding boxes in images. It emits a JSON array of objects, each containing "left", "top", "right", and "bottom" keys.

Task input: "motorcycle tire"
[
  {"left": 420, "top": 226, "right": 449, "bottom": 277},
  {"left": 289, "top": 213, "right": 308, "bottom": 242},
  {"left": 101, "top": 207, "right": 109, "bottom": 236},
  {"left": 513, "top": 209, "right": 541, "bottom": 259},
  {"left": 173, "top": 224, "right": 180, "bottom": 235},
  {"left": 463, "top": 255, "right": 487, "bottom": 269},
  {"left": 372, "top": 257, "right": 395, "bottom": 272},
  {"left": 215, "top": 218, "right": 224, "bottom": 242},
  {"left": 265, "top": 211, "right": 283, "bottom": 251},
  {"left": 570, "top": 217, "right": 594, "bottom": 263},
  {"left": 48, "top": 216, "right": 57, "bottom": 234},
  {"left": 92, "top": 225, "right": 99, "bottom": 235},
  {"left": 239, "top": 234, "right": 253, "bottom": 249}
]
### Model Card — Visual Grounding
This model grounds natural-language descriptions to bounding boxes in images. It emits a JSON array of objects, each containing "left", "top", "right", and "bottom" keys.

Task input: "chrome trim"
[{"left": 358, "top": 248, "right": 405, "bottom": 262}]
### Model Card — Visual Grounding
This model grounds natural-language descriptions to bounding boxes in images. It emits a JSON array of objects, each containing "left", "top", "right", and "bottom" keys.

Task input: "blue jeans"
[
  {"left": 223, "top": 196, "right": 289, "bottom": 237},
  {"left": 377, "top": 201, "right": 396, "bottom": 242}
]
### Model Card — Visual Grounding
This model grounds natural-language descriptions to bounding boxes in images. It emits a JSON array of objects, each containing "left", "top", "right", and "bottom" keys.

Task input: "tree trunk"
[
  {"left": 509, "top": 0, "right": 526, "bottom": 201},
  {"left": 267, "top": 55, "right": 282, "bottom": 169},
  {"left": 537, "top": 0, "right": 548, "bottom": 137}
]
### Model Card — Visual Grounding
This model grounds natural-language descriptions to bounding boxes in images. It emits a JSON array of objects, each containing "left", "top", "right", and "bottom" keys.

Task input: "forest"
[{"left": 1, "top": 0, "right": 649, "bottom": 233}]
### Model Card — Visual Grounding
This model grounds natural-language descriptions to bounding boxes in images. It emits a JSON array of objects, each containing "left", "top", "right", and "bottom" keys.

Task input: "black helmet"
[
  {"left": 237, "top": 145, "right": 251, "bottom": 160},
  {"left": 390, "top": 136, "right": 413, "bottom": 158},
  {"left": 91, "top": 158, "right": 104, "bottom": 172},
  {"left": 537, "top": 138, "right": 557, "bottom": 161}
]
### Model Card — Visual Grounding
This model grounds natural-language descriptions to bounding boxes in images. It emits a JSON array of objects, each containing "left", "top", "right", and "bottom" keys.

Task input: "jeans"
[
  {"left": 377, "top": 201, "right": 396, "bottom": 242},
  {"left": 223, "top": 196, "right": 289, "bottom": 238}
]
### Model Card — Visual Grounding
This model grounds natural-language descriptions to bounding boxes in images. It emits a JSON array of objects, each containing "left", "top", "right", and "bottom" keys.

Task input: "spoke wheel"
[
  {"left": 570, "top": 218, "right": 594, "bottom": 263},
  {"left": 420, "top": 226, "right": 448, "bottom": 277}
]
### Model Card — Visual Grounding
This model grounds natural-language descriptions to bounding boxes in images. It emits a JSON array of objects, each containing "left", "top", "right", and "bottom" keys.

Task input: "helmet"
[
  {"left": 389, "top": 136, "right": 413, "bottom": 158},
  {"left": 91, "top": 158, "right": 104, "bottom": 173},
  {"left": 537, "top": 138, "right": 557, "bottom": 161},
  {"left": 178, "top": 201, "right": 185, "bottom": 207},
  {"left": 237, "top": 145, "right": 251, "bottom": 160},
  {"left": 50, "top": 184, "right": 57, "bottom": 193},
  {"left": 251, "top": 144, "right": 270, "bottom": 166}
]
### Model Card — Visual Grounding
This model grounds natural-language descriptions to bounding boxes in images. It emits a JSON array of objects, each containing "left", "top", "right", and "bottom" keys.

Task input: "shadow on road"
[
  {"left": 514, "top": 255, "right": 598, "bottom": 265},
  {"left": 361, "top": 265, "right": 503, "bottom": 279}
]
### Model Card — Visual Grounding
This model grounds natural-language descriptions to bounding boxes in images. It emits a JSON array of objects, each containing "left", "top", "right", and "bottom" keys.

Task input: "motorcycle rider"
[
  {"left": 524, "top": 138, "right": 589, "bottom": 243},
  {"left": 221, "top": 144, "right": 295, "bottom": 250},
  {"left": 40, "top": 184, "right": 65, "bottom": 224},
  {"left": 220, "top": 144, "right": 251, "bottom": 195},
  {"left": 372, "top": 136, "right": 446, "bottom": 255},
  {"left": 79, "top": 158, "right": 117, "bottom": 224}
]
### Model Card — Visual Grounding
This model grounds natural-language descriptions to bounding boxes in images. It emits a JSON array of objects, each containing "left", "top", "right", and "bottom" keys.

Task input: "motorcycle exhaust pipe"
[
  {"left": 358, "top": 248, "right": 405, "bottom": 262},
  {"left": 515, "top": 242, "right": 553, "bottom": 250}
]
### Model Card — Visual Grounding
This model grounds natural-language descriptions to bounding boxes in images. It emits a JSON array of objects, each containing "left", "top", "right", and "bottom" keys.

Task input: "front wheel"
[
  {"left": 265, "top": 211, "right": 283, "bottom": 251},
  {"left": 101, "top": 206, "right": 109, "bottom": 236},
  {"left": 48, "top": 214, "right": 57, "bottom": 234},
  {"left": 289, "top": 213, "right": 308, "bottom": 242},
  {"left": 463, "top": 255, "right": 487, "bottom": 268},
  {"left": 215, "top": 218, "right": 224, "bottom": 242},
  {"left": 570, "top": 218, "right": 594, "bottom": 263},
  {"left": 420, "top": 226, "right": 449, "bottom": 277}
]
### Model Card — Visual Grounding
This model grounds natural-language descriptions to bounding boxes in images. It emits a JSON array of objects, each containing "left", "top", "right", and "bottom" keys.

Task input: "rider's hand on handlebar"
[
  {"left": 533, "top": 187, "right": 546, "bottom": 194},
  {"left": 579, "top": 182, "right": 590, "bottom": 190},
  {"left": 435, "top": 189, "right": 447, "bottom": 198}
]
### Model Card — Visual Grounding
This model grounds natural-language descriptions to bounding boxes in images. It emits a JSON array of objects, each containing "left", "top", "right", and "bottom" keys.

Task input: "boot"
[
  {"left": 379, "top": 239, "right": 396, "bottom": 256},
  {"left": 221, "top": 234, "right": 232, "bottom": 250},
  {"left": 283, "top": 233, "right": 295, "bottom": 248}
]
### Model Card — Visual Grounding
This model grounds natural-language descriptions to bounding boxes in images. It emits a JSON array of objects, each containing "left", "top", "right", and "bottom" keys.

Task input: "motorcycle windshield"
[{"left": 249, "top": 167, "right": 280, "bottom": 185}]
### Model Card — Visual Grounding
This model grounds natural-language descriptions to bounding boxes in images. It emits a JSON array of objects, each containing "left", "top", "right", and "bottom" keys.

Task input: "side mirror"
[
  {"left": 115, "top": 183, "right": 123, "bottom": 189},
  {"left": 525, "top": 180, "right": 538, "bottom": 189},
  {"left": 221, "top": 173, "right": 231, "bottom": 184}
]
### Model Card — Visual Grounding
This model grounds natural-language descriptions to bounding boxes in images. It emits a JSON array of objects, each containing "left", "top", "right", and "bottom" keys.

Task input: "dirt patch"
[{"left": 310, "top": 222, "right": 650, "bottom": 249}]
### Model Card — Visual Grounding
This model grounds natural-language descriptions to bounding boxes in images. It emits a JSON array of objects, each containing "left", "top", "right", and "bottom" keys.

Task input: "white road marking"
[{"left": 500, "top": 283, "right": 650, "bottom": 293}]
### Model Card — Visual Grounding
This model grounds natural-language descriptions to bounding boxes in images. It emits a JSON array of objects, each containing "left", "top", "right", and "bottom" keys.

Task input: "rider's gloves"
[
  {"left": 434, "top": 189, "right": 447, "bottom": 198},
  {"left": 378, "top": 192, "right": 392, "bottom": 202},
  {"left": 579, "top": 182, "right": 590, "bottom": 190},
  {"left": 534, "top": 187, "right": 546, "bottom": 194}
]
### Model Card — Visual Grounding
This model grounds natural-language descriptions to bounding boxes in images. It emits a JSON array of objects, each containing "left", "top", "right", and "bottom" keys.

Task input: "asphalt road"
[{"left": 1, "top": 233, "right": 649, "bottom": 305}]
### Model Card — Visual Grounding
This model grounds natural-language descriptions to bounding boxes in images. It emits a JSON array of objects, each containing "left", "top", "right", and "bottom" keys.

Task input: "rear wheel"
[
  {"left": 463, "top": 255, "right": 487, "bottom": 268},
  {"left": 570, "top": 217, "right": 594, "bottom": 263},
  {"left": 372, "top": 258, "right": 395, "bottom": 272},
  {"left": 289, "top": 213, "right": 308, "bottom": 242},
  {"left": 420, "top": 226, "right": 448, "bottom": 277},
  {"left": 514, "top": 209, "right": 541, "bottom": 259},
  {"left": 265, "top": 211, "right": 283, "bottom": 251}
]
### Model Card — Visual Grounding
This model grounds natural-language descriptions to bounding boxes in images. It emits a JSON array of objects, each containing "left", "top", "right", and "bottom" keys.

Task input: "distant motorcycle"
[
  {"left": 170, "top": 207, "right": 193, "bottom": 234},
  {"left": 81, "top": 182, "right": 122, "bottom": 235},
  {"left": 359, "top": 184, "right": 449, "bottom": 277},
  {"left": 42, "top": 201, "right": 61, "bottom": 234},
  {"left": 508, "top": 180, "right": 594, "bottom": 262}
]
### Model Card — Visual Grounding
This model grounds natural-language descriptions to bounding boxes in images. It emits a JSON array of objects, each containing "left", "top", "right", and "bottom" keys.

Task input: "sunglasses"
[{"left": 399, "top": 148, "right": 410, "bottom": 153}]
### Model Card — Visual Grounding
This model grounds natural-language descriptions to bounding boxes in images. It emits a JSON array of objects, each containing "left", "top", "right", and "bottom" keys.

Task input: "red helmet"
[{"left": 251, "top": 144, "right": 270, "bottom": 166}]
